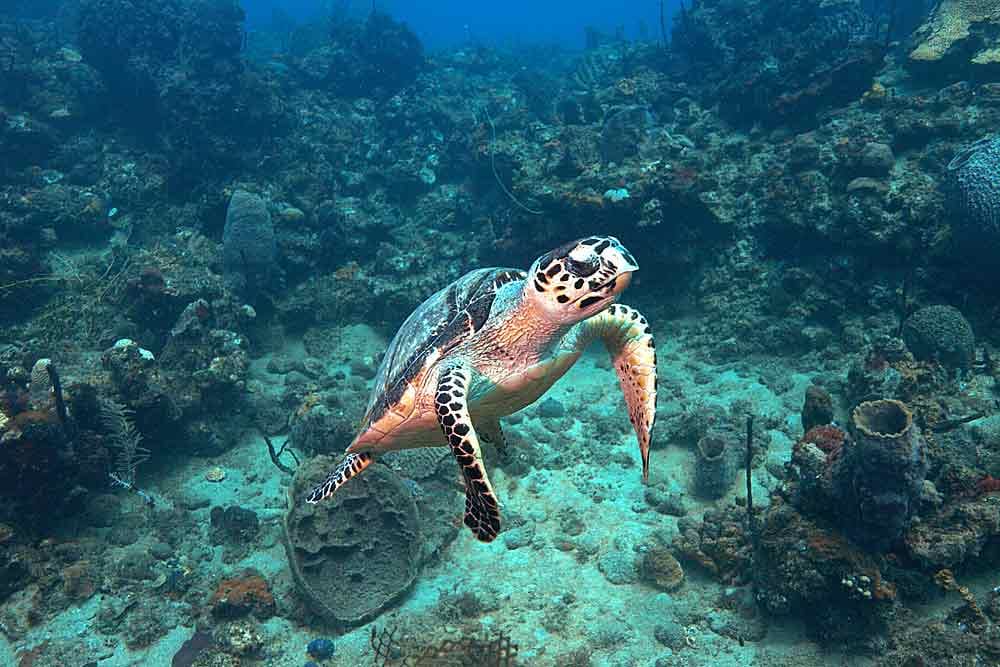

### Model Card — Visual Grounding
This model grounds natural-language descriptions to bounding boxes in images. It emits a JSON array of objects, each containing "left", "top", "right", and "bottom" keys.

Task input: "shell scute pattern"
[{"left": 363, "top": 268, "right": 525, "bottom": 429}]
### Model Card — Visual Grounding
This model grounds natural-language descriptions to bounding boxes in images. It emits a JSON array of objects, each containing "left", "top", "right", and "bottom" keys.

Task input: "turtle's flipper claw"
[
  {"left": 306, "top": 452, "right": 374, "bottom": 503},
  {"left": 436, "top": 367, "right": 502, "bottom": 542}
]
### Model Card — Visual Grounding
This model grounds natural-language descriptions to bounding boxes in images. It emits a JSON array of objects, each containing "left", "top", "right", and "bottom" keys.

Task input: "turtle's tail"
[{"left": 305, "top": 452, "right": 374, "bottom": 503}]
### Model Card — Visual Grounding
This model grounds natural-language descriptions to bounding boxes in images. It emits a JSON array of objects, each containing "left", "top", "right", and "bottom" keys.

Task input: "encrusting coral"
[{"left": 909, "top": 0, "right": 1000, "bottom": 65}]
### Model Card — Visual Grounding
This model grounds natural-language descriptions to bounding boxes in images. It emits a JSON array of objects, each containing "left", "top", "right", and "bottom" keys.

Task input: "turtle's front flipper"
[
  {"left": 305, "top": 452, "right": 375, "bottom": 503},
  {"left": 436, "top": 367, "right": 502, "bottom": 542},
  {"left": 579, "top": 304, "right": 657, "bottom": 481}
]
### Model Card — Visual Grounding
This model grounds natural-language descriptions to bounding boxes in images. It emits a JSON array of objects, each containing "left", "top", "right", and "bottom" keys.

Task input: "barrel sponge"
[
  {"left": 948, "top": 136, "right": 1000, "bottom": 240},
  {"left": 282, "top": 456, "right": 421, "bottom": 625},
  {"left": 222, "top": 190, "right": 276, "bottom": 294},
  {"left": 901, "top": 305, "right": 975, "bottom": 370},
  {"left": 909, "top": 0, "right": 1000, "bottom": 64}
]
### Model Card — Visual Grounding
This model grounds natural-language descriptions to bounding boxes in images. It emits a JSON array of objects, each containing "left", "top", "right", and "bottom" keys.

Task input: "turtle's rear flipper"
[
  {"left": 581, "top": 304, "right": 657, "bottom": 481},
  {"left": 436, "top": 367, "right": 502, "bottom": 542},
  {"left": 305, "top": 452, "right": 375, "bottom": 503}
]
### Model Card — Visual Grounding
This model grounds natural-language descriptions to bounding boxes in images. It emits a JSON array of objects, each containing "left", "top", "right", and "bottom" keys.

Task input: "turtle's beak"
[
  {"left": 603, "top": 242, "right": 637, "bottom": 298},
  {"left": 607, "top": 270, "right": 632, "bottom": 297}
]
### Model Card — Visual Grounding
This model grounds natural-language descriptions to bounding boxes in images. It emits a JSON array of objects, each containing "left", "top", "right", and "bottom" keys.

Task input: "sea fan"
[{"left": 99, "top": 398, "right": 150, "bottom": 486}]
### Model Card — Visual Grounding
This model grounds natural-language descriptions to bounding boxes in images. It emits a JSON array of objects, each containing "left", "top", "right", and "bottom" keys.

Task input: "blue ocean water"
[
  {"left": 0, "top": 0, "right": 997, "bottom": 665},
  {"left": 242, "top": 0, "right": 677, "bottom": 49}
]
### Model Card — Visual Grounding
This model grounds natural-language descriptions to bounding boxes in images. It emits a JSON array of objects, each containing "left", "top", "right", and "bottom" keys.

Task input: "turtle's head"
[{"left": 526, "top": 236, "right": 638, "bottom": 323}]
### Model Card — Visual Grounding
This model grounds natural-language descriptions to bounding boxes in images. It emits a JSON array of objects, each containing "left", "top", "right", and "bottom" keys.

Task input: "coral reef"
[
  {"left": 298, "top": 11, "right": 423, "bottom": 99},
  {"left": 4, "top": 0, "right": 1000, "bottom": 663},
  {"left": 369, "top": 625, "right": 518, "bottom": 667},
  {"left": 905, "top": 494, "right": 1000, "bottom": 568},
  {"left": 209, "top": 571, "right": 276, "bottom": 619},
  {"left": 75, "top": 0, "right": 283, "bottom": 192},
  {"left": 673, "top": 504, "right": 753, "bottom": 584},
  {"left": 791, "top": 397, "right": 932, "bottom": 553},
  {"left": 672, "top": 0, "right": 883, "bottom": 128}
]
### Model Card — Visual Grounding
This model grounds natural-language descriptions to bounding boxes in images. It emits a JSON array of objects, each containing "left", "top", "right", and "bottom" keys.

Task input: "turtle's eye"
[{"left": 564, "top": 255, "right": 599, "bottom": 278}]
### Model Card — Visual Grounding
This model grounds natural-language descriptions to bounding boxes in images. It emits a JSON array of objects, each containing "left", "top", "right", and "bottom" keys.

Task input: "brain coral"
[{"left": 901, "top": 305, "right": 975, "bottom": 370}]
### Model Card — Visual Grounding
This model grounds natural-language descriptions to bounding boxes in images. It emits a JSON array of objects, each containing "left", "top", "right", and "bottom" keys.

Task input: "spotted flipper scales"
[
  {"left": 436, "top": 367, "right": 502, "bottom": 542},
  {"left": 580, "top": 304, "right": 657, "bottom": 481},
  {"left": 305, "top": 452, "right": 375, "bottom": 503}
]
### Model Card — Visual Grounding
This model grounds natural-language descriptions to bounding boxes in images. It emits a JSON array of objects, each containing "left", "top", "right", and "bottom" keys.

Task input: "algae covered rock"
[
  {"left": 905, "top": 495, "right": 1000, "bottom": 568},
  {"left": 671, "top": 0, "right": 881, "bottom": 128},
  {"left": 288, "top": 399, "right": 358, "bottom": 457},
  {"left": 283, "top": 456, "right": 421, "bottom": 625},
  {"left": 801, "top": 384, "right": 835, "bottom": 432},
  {"left": 755, "top": 504, "right": 894, "bottom": 641}
]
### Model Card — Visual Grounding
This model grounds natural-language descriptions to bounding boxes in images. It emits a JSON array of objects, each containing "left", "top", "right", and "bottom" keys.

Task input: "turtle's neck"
[{"left": 475, "top": 287, "right": 571, "bottom": 366}]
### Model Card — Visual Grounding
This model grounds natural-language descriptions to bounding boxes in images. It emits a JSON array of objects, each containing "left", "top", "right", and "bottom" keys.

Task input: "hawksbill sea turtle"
[{"left": 307, "top": 236, "right": 657, "bottom": 542}]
